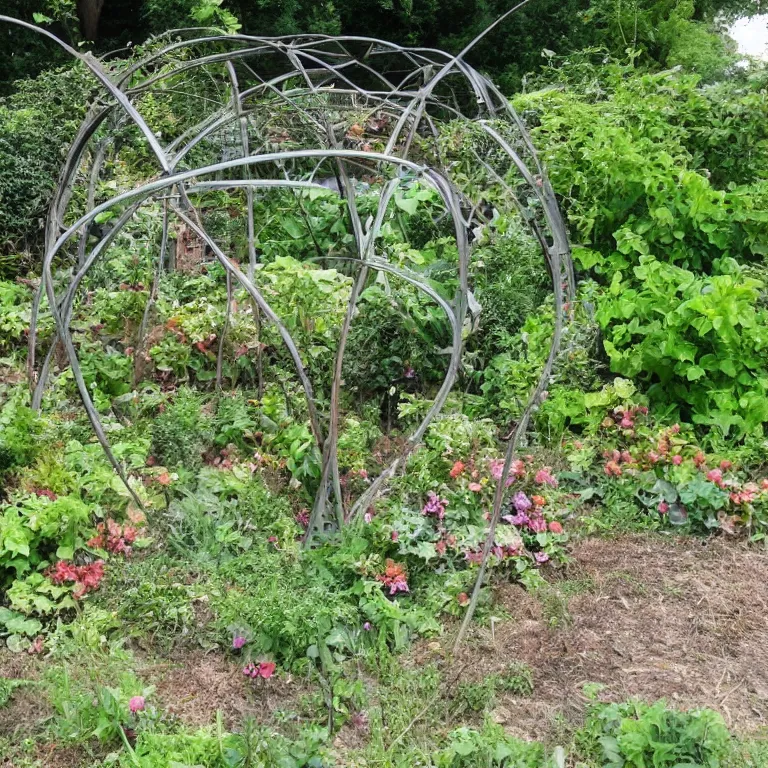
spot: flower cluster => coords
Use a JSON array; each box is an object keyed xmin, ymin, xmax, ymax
[
  {"xmin": 502, "ymin": 491, "xmax": 553, "ymax": 534},
  {"xmin": 376, "ymin": 559, "xmax": 409, "ymax": 595},
  {"xmin": 48, "ymin": 560, "xmax": 105, "ymax": 598},
  {"xmin": 243, "ymin": 661, "xmax": 276, "ymax": 679},
  {"xmin": 602, "ymin": 404, "xmax": 648, "ymax": 433},
  {"xmin": 422, "ymin": 491, "xmax": 448, "ymax": 520},
  {"xmin": 87, "ymin": 518, "xmax": 142, "ymax": 555}
]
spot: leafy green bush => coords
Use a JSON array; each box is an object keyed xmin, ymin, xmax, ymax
[
  {"xmin": 577, "ymin": 698, "xmax": 732, "ymax": 768},
  {"xmin": 122, "ymin": 723, "xmax": 329, "ymax": 767},
  {"xmin": 0, "ymin": 389, "xmax": 45, "ymax": 480},
  {"xmin": 433, "ymin": 722, "xmax": 545, "ymax": 767},
  {"xmin": 164, "ymin": 465, "xmax": 297, "ymax": 565},
  {"xmin": 0, "ymin": 64, "xmax": 90, "ymax": 255},
  {"xmin": 150, "ymin": 387, "xmax": 211, "ymax": 471},
  {"xmin": 213, "ymin": 546, "xmax": 359, "ymax": 668},
  {"xmin": 596, "ymin": 257, "xmax": 768, "ymax": 437},
  {"xmin": 0, "ymin": 493, "xmax": 92, "ymax": 584}
]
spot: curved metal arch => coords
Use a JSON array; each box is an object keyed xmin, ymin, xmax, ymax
[{"xmin": 5, "ymin": 9, "xmax": 573, "ymax": 647}]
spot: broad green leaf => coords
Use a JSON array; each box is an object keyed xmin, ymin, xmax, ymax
[{"xmin": 395, "ymin": 195, "xmax": 419, "ymax": 215}]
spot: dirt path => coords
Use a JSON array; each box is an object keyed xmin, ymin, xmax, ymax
[{"xmin": 451, "ymin": 534, "xmax": 768, "ymax": 739}]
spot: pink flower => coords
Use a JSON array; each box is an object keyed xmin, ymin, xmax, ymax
[
  {"xmin": 404, "ymin": 366, "xmax": 415, "ymax": 379},
  {"xmin": 534, "ymin": 467, "xmax": 558, "ymax": 487},
  {"xmin": 468, "ymin": 482, "xmax": 482, "ymax": 492},
  {"xmin": 658, "ymin": 501, "xmax": 669, "ymax": 514},
  {"xmin": 363, "ymin": 622, "xmax": 372, "ymax": 631},
  {"xmin": 671, "ymin": 423, "xmax": 681, "ymax": 434},
  {"xmin": 707, "ymin": 468, "xmax": 723, "ymax": 486},
  {"xmin": 548, "ymin": 521, "xmax": 563, "ymax": 534},
  {"xmin": 129, "ymin": 696, "xmax": 145, "ymax": 714},
  {"xmin": 243, "ymin": 661, "xmax": 277, "ymax": 679},
  {"xmin": 671, "ymin": 455, "xmax": 683, "ymax": 466},
  {"xmin": 720, "ymin": 460, "xmax": 732, "ymax": 471},
  {"xmin": 364, "ymin": 512, "xmax": 373, "ymax": 524},
  {"xmin": 232, "ymin": 634, "xmax": 247, "ymax": 650},
  {"xmin": 620, "ymin": 416, "xmax": 634, "ymax": 429},
  {"xmin": 489, "ymin": 459, "xmax": 515, "ymax": 486},
  {"xmin": 359, "ymin": 469, "xmax": 368, "ymax": 479},
  {"xmin": 534, "ymin": 552, "xmax": 549, "ymax": 564},
  {"xmin": 604, "ymin": 460, "xmax": 622, "ymax": 477},
  {"xmin": 528, "ymin": 517, "xmax": 547, "ymax": 533},
  {"xmin": 390, "ymin": 530, "xmax": 399, "ymax": 542},
  {"xmin": 648, "ymin": 450, "xmax": 661, "ymax": 464}
]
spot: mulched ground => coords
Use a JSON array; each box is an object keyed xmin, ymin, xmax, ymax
[{"xmin": 439, "ymin": 533, "xmax": 768, "ymax": 740}]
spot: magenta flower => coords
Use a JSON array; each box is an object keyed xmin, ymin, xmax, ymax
[
  {"xmin": 232, "ymin": 634, "xmax": 247, "ymax": 650},
  {"xmin": 513, "ymin": 492, "xmax": 532, "ymax": 513},
  {"xmin": 404, "ymin": 366, "xmax": 415, "ymax": 379},
  {"xmin": 422, "ymin": 491, "xmax": 448, "ymax": 520},
  {"xmin": 503, "ymin": 512, "xmax": 529, "ymax": 526},
  {"xmin": 129, "ymin": 696, "xmax": 145, "ymax": 714},
  {"xmin": 363, "ymin": 622, "xmax": 372, "ymax": 631}
]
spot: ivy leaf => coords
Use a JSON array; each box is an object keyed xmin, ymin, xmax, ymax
[{"xmin": 395, "ymin": 195, "xmax": 419, "ymax": 215}]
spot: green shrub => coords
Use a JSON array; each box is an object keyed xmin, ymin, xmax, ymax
[
  {"xmin": 577, "ymin": 698, "xmax": 732, "ymax": 768},
  {"xmin": 150, "ymin": 387, "xmax": 211, "ymax": 470},
  {"xmin": 433, "ymin": 722, "xmax": 545, "ymax": 767},
  {"xmin": 597, "ymin": 257, "xmax": 768, "ymax": 438},
  {"xmin": 212, "ymin": 546, "xmax": 359, "ymax": 668},
  {"xmin": 0, "ymin": 390, "xmax": 45, "ymax": 480}
]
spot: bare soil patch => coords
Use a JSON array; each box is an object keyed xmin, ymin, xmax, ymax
[
  {"xmin": 149, "ymin": 650, "xmax": 315, "ymax": 730},
  {"xmin": 450, "ymin": 534, "xmax": 768, "ymax": 740}
]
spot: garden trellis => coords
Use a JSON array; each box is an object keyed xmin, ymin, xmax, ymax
[{"xmin": 2, "ymin": 6, "xmax": 574, "ymax": 646}]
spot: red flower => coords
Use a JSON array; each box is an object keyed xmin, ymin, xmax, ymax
[
  {"xmin": 449, "ymin": 461, "xmax": 465, "ymax": 479},
  {"xmin": 257, "ymin": 661, "xmax": 276, "ymax": 679},
  {"xmin": 548, "ymin": 521, "xmax": 563, "ymax": 534},
  {"xmin": 376, "ymin": 559, "xmax": 409, "ymax": 595}
]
